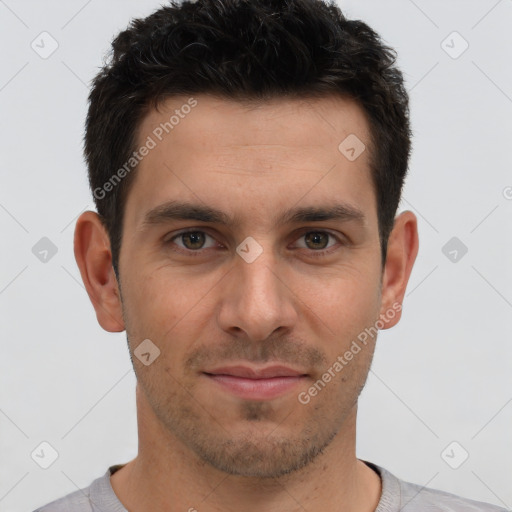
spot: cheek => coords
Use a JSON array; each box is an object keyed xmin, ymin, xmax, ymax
[
  {"xmin": 297, "ymin": 268, "xmax": 381, "ymax": 335},
  {"xmin": 120, "ymin": 271, "xmax": 176, "ymax": 344},
  {"xmin": 121, "ymin": 270, "xmax": 216, "ymax": 358}
]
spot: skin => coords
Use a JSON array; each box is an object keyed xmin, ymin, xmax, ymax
[{"xmin": 74, "ymin": 94, "xmax": 418, "ymax": 511}]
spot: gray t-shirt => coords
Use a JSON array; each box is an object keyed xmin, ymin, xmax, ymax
[{"xmin": 33, "ymin": 460, "xmax": 508, "ymax": 511}]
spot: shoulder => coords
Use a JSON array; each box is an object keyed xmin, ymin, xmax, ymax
[
  {"xmin": 392, "ymin": 470, "xmax": 507, "ymax": 512},
  {"xmin": 364, "ymin": 460, "xmax": 509, "ymax": 512},
  {"xmin": 31, "ymin": 467, "xmax": 118, "ymax": 512},
  {"xmin": 398, "ymin": 472, "xmax": 508, "ymax": 511},
  {"xmin": 32, "ymin": 487, "xmax": 93, "ymax": 512}
]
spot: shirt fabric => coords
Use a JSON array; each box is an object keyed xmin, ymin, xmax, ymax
[{"xmin": 33, "ymin": 459, "xmax": 508, "ymax": 512}]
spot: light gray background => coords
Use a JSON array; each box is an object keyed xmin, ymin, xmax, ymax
[{"xmin": 1, "ymin": 0, "xmax": 511, "ymax": 510}]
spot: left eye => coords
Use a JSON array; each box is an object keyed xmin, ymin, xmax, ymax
[{"xmin": 294, "ymin": 231, "xmax": 338, "ymax": 251}]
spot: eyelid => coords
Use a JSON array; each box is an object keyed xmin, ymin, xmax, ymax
[{"xmin": 292, "ymin": 227, "xmax": 346, "ymax": 242}]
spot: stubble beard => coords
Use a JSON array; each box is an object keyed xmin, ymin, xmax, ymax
[{"xmin": 136, "ymin": 360, "xmax": 371, "ymax": 479}]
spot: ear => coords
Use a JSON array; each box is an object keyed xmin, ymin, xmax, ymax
[
  {"xmin": 378, "ymin": 210, "xmax": 419, "ymax": 329},
  {"xmin": 74, "ymin": 211, "xmax": 125, "ymax": 332}
]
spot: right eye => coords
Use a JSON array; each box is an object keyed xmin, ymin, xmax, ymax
[{"xmin": 165, "ymin": 230, "xmax": 220, "ymax": 255}]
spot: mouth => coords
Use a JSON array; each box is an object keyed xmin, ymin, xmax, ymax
[{"xmin": 202, "ymin": 365, "xmax": 309, "ymax": 401}]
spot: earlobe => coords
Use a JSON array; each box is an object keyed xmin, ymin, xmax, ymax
[
  {"xmin": 378, "ymin": 210, "xmax": 419, "ymax": 329},
  {"xmin": 74, "ymin": 211, "xmax": 125, "ymax": 332}
]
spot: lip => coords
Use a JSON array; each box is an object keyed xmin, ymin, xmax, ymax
[
  {"xmin": 203, "ymin": 365, "xmax": 309, "ymax": 401},
  {"xmin": 205, "ymin": 365, "xmax": 306, "ymax": 379}
]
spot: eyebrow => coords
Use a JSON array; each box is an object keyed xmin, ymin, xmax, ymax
[{"xmin": 140, "ymin": 199, "xmax": 366, "ymax": 230}]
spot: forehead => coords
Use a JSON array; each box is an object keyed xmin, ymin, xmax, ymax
[
  {"xmin": 139, "ymin": 93, "xmax": 371, "ymax": 156},
  {"xmin": 125, "ymin": 93, "xmax": 375, "ymax": 230}
]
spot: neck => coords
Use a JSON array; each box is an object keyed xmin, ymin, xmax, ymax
[{"xmin": 111, "ymin": 387, "xmax": 382, "ymax": 512}]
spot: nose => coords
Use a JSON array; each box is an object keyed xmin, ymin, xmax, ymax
[{"xmin": 216, "ymin": 246, "xmax": 298, "ymax": 342}]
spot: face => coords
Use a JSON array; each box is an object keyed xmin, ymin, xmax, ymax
[{"xmin": 117, "ymin": 94, "xmax": 388, "ymax": 478}]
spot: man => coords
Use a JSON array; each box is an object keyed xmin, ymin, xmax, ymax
[{"xmin": 34, "ymin": 0, "xmax": 507, "ymax": 510}]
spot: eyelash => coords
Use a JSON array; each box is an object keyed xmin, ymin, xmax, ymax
[{"xmin": 165, "ymin": 229, "xmax": 346, "ymax": 258}]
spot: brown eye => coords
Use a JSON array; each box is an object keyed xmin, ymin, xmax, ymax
[
  {"xmin": 167, "ymin": 230, "xmax": 218, "ymax": 254},
  {"xmin": 180, "ymin": 231, "xmax": 206, "ymax": 250},
  {"xmin": 293, "ymin": 230, "xmax": 344, "ymax": 258},
  {"xmin": 303, "ymin": 232, "xmax": 330, "ymax": 250}
]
